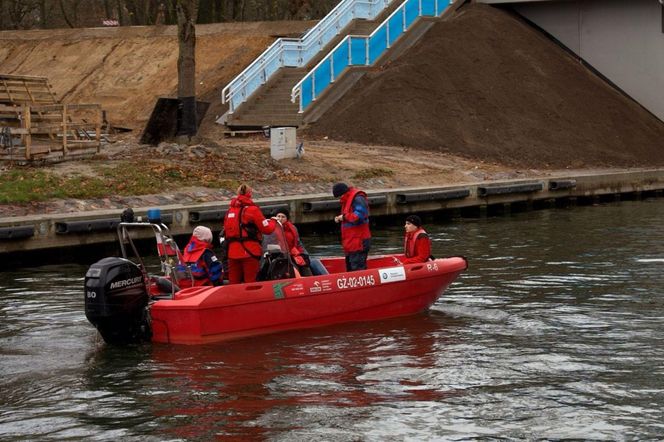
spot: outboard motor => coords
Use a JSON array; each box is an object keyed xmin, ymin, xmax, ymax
[{"xmin": 84, "ymin": 257, "xmax": 151, "ymax": 345}]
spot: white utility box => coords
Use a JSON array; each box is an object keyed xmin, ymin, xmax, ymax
[{"xmin": 270, "ymin": 127, "xmax": 297, "ymax": 160}]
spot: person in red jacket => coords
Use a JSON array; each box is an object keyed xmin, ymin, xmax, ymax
[
  {"xmin": 223, "ymin": 184, "xmax": 277, "ymax": 284},
  {"xmin": 274, "ymin": 208, "xmax": 312, "ymax": 276},
  {"xmin": 179, "ymin": 225, "xmax": 223, "ymax": 287},
  {"xmin": 332, "ymin": 182, "xmax": 371, "ymax": 271},
  {"xmin": 402, "ymin": 215, "xmax": 433, "ymax": 264}
]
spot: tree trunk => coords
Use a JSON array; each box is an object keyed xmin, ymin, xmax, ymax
[
  {"xmin": 102, "ymin": 0, "xmax": 112, "ymax": 19},
  {"xmin": 39, "ymin": 0, "xmax": 47, "ymax": 28},
  {"xmin": 176, "ymin": 0, "xmax": 198, "ymax": 138},
  {"xmin": 214, "ymin": 0, "xmax": 223, "ymax": 22},
  {"xmin": 115, "ymin": 0, "xmax": 124, "ymax": 25},
  {"xmin": 59, "ymin": 0, "xmax": 75, "ymax": 28}
]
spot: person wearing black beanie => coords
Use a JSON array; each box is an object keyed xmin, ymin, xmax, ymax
[
  {"xmin": 405, "ymin": 215, "xmax": 422, "ymax": 228},
  {"xmin": 402, "ymin": 214, "xmax": 432, "ymax": 264},
  {"xmin": 332, "ymin": 182, "xmax": 371, "ymax": 270},
  {"xmin": 332, "ymin": 182, "xmax": 349, "ymax": 198}
]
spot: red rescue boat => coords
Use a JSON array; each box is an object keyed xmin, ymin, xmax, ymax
[
  {"xmin": 84, "ymin": 220, "xmax": 467, "ymax": 345},
  {"xmin": 150, "ymin": 254, "xmax": 467, "ymax": 344}
]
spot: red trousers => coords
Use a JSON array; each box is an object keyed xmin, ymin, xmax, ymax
[{"xmin": 228, "ymin": 257, "xmax": 260, "ymax": 284}]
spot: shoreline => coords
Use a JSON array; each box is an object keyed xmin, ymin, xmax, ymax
[
  {"xmin": 0, "ymin": 165, "xmax": 656, "ymax": 221},
  {"xmin": 3, "ymin": 169, "xmax": 664, "ymax": 264}
]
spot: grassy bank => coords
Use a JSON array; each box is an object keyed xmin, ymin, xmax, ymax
[{"xmin": 0, "ymin": 162, "xmax": 239, "ymax": 204}]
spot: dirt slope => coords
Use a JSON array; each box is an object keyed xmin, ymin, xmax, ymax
[
  {"xmin": 307, "ymin": 4, "xmax": 664, "ymax": 169},
  {"xmin": 0, "ymin": 21, "xmax": 314, "ymax": 130}
]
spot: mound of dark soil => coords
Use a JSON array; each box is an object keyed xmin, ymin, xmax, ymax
[{"xmin": 307, "ymin": 4, "xmax": 664, "ymax": 169}]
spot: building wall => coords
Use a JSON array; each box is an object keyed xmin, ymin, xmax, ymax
[{"xmin": 480, "ymin": 0, "xmax": 664, "ymax": 122}]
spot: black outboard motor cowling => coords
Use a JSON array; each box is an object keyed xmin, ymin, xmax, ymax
[{"xmin": 84, "ymin": 257, "xmax": 150, "ymax": 344}]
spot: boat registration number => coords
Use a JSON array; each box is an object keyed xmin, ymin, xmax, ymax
[{"xmin": 336, "ymin": 274, "xmax": 376, "ymax": 290}]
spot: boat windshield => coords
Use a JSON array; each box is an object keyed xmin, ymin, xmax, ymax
[
  {"xmin": 261, "ymin": 221, "xmax": 290, "ymax": 255},
  {"xmin": 258, "ymin": 221, "xmax": 295, "ymax": 280}
]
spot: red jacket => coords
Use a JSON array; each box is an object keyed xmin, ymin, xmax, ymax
[
  {"xmin": 223, "ymin": 194, "xmax": 276, "ymax": 259},
  {"xmin": 282, "ymin": 221, "xmax": 305, "ymax": 255},
  {"xmin": 339, "ymin": 188, "xmax": 371, "ymax": 253},
  {"xmin": 403, "ymin": 228, "xmax": 431, "ymax": 264}
]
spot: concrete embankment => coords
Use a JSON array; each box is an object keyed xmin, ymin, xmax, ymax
[{"xmin": 2, "ymin": 169, "xmax": 664, "ymax": 266}]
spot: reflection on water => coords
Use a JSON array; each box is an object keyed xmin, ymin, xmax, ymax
[{"xmin": 2, "ymin": 200, "xmax": 664, "ymax": 440}]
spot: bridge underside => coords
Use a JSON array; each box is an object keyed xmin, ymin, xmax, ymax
[{"xmin": 478, "ymin": 0, "xmax": 664, "ymax": 122}]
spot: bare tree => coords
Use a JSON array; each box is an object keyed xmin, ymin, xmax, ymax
[
  {"xmin": 176, "ymin": 0, "xmax": 199, "ymax": 138},
  {"xmin": 58, "ymin": 0, "xmax": 81, "ymax": 28},
  {"xmin": 0, "ymin": 0, "xmax": 338, "ymax": 30},
  {"xmin": 5, "ymin": 0, "xmax": 40, "ymax": 29}
]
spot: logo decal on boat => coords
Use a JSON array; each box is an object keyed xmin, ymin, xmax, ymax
[
  {"xmin": 312, "ymin": 279, "xmax": 333, "ymax": 293},
  {"xmin": 378, "ymin": 266, "xmax": 406, "ymax": 284},
  {"xmin": 109, "ymin": 276, "xmax": 143, "ymax": 290},
  {"xmin": 272, "ymin": 281, "xmax": 292, "ymax": 299}
]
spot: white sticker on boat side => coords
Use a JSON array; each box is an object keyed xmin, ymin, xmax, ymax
[{"xmin": 379, "ymin": 266, "xmax": 406, "ymax": 284}]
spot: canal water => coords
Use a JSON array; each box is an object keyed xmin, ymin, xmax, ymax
[{"xmin": 1, "ymin": 199, "xmax": 663, "ymax": 440}]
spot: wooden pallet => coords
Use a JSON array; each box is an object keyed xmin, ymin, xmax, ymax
[
  {"xmin": 0, "ymin": 74, "xmax": 103, "ymax": 162},
  {"xmin": 0, "ymin": 103, "xmax": 102, "ymax": 162},
  {"xmin": 0, "ymin": 74, "xmax": 58, "ymax": 106}
]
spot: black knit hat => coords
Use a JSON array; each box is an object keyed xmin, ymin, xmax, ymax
[
  {"xmin": 277, "ymin": 207, "xmax": 290, "ymax": 219},
  {"xmin": 405, "ymin": 215, "xmax": 422, "ymax": 227},
  {"xmin": 332, "ymin": 182, "xmax": 349, "ymax": 198}
]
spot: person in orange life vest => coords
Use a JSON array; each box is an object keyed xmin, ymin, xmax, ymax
[
  {"xmin": 223, "ymin": 184, "xmax": 277, "ymax": 284},
  {"xmin": 274, "ymin": 209, "xmax": 313, "ymax": 277},
  {"xmin": 332, "ymin": 182, "xmax": 371, "ymax": 271},
  {"xmin": 402, "ymin": 215, "xmax": 433, "ymax": 264},
  {"xmin": 181, "ymin": 226, "xmax": 223, "ymax": 286}
]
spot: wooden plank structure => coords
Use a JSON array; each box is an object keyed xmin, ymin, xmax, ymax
[{"xmin": 0, "ymin": 74, "xmax": 102, "ymax": 163}]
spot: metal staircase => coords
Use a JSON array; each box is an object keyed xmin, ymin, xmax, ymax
[
  {"xmin": 222, "ymin": 0, "xmax": 460, "ymax": 130},
  {"xmin": 225, "ymin": 18, "xmax": 390, "ymax": 128}
]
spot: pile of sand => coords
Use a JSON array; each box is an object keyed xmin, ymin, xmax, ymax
[{"xmin": 307, "ymin": 4, "xmax": 664, "ymax": 169}]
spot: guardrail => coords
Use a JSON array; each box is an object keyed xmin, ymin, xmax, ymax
[
  {"xmin": 292, "ymin": 0, "xmax": 451, "ymax": 112},
  {"xmin": 221, "ymin": 0, "xmax": 393, "ymax": 114}
]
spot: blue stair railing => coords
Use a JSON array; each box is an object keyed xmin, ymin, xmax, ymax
[
  {"xmin": 292, "ymin": 0, "xmax": 452, "ymax": 113},
  {"xmin": 221, "ymin": 0, "xmax": 394, "ymax": 115}
]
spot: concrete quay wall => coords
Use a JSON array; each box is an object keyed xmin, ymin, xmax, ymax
[{"xmin": 2, "ymin": 169, "xmax": 664, "ymax": 257}]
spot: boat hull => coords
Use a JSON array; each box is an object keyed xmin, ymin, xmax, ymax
[{"xmin": 150, "ymin": 256, "xmax": 467, "ymax": 344}]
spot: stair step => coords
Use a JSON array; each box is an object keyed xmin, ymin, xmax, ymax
[
  {"xmin": 264, "ymin": 85, "xmax": 298, "ymax": 90},
  {"xmin": 230, "ymin": 0, "xmax": 413, "ymax": 126},
  {"xmin": 237, "ymin": 114, "xmax": 300, "ymax": 121},
  {"xmin": 279, "ymin": 71, "xmax": 307, "ymax": 78},
  {"xmin": 229, "ymin": 120, "xmax": 302, "ymax": 128},
  {"xmin": 246, "ymin": 105, "xmax": 299, "ymax": 111},
  {"xmin": 252, "ymin": 98, "xmax": 294, "ymax": 104},
  {"xmin": 257, "ymin": 89, "xmax": 296, "ymax": 94}
]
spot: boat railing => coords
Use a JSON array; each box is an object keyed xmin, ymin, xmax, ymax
[
  {"xmin": 117, "ymin": 221, "xmax": 189, "ymax": 297},
  {"xmin": 291, "ymin": 0, "xmax": 451, "ymax": 113},
  {"xmin": 221, "ymin": 0, "xmax": 393, "ymax": 114}
]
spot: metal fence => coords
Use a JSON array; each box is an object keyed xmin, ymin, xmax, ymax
[
  {"xmin": 221, "ymin": 0, "xmax": 394, "ymax": 114},
  {"xmin": 292, "ymin": 0, "xmax": 451, "ymax": 112}
]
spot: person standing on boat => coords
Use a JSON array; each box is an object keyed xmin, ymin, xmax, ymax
[
  {"xmin": 223, "ymin": 184, "xmax": 277, "ymax": 284},
  {"xmin": 402, "ymin": 215, "xmax": 433, "ymax": 264},
  {"xmin": 181, "ymin": 226, "xmax": 223, "ymax": 286},
  {"xmin": 333, "ymin": 182, "xmax": 371, "ymax": 271},
  {"xmin": 274, "ymin": 208, "xmax": 313, "ymax": 276}
]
